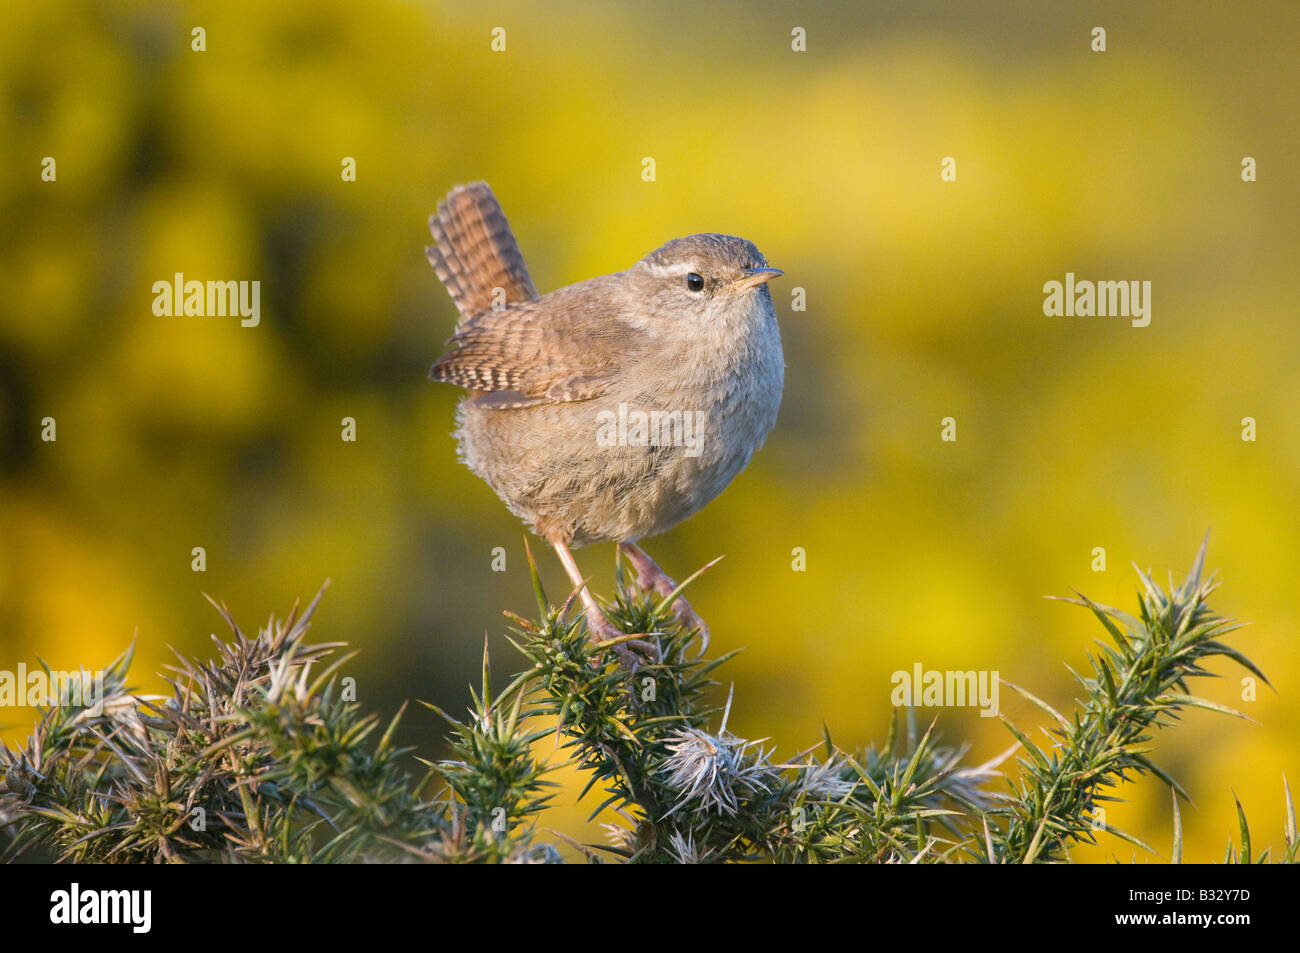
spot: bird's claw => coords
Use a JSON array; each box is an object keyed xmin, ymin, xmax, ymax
[
  {"xmin": 585, "ymin": 610, "xmax": 662, "ymax": 666},
  {"xmin": 667, "ymin": 600, "xmax": 710, "ymax": 657},
  {"xmin": 620, "ymin": 544, "xmax": 710, "ymax": 657}
]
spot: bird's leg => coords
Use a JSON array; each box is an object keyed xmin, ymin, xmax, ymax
[
  {"xmin": 550, "ymin": 539, "xmax": 659, "ymax": 664},
  {"xmin": 618, "ymin": 542, "xmax": 710, "ymax": 655},
  {"xmin": 551, "ymin": 538, "xmax": 620, "ymax": 642}
]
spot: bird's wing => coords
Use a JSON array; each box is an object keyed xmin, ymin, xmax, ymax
[{"xmin": 429, "ymin": 279, "xmax": 644, "ymax": 409}]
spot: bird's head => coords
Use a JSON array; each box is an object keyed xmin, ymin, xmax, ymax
[{"xmin": 627, "ymin": 233, "xmax": 782, "ymax": 332}]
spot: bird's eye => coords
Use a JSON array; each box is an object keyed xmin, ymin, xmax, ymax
[{"xmin": 686, "ymin": 272, "xmax": 705, "ymax": 292}]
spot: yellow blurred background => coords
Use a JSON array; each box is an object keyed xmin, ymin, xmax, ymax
[{"xmin": 1, "ymin": 0, "xmax": 1296, "ymax": 862}]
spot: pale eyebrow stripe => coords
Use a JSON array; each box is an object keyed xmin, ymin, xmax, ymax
[{"xmin": 647, "ymin": 261, "xmax": 699, "ymax": 277}]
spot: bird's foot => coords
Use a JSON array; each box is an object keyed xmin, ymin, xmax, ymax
[
  {"xmin": 619, "ymin": 543, "xmax": 712, "ymax": 656},
  {"xmin": 549, "ymin": 537, "xmax": 661, "ymax": 668},
  {"xmin": 664, "ymin": 597, "xmax": 709, "ymax": 656},
  {"xmin": 579, "ymin": 600, "xmax": 662, "ymax": 666}
]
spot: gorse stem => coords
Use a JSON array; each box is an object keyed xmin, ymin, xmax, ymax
[{"xmin": 985, "ymin": 537, "xmax": 1267, "ymax": 863}]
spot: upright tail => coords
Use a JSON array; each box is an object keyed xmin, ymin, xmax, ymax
[{"xmin": 427, "ymin": 182, "xmax": 538, "ymax": 323}]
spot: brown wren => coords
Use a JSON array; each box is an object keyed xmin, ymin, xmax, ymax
[{"xmin": 426, "ymin": 182, "xmax": 784, "ymax": 654}]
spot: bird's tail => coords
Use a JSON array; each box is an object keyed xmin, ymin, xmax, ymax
[{"xmin": 427, "ymin": 182, "xmax": 538, "ymax": 323}]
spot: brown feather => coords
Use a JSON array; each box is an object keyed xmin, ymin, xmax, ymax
[
  {"xmin": 429, "ymin": 278, "xmax": 645, "ymax": 407},
  {"xmin": 426, "ymin": 182, "xmax": 655, "ymax": 410},
  {"xmin": 426, "ymin": 182, "xmax": 538, "ymax": 321}
]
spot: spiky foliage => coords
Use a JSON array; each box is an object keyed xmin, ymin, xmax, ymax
[
  {"xmin": 419, "ymin": 640, "xmax": 559, "ymax": 863},
  {"xmin": 1, "ymin": 540, "xmax": 1291, "ymax": 864},
  {"xmin": 498, "ymin": 544, "xmax": 1003, "ymax": 863},
  {"xmin": 1209, "ymin": 779, "xmax": 1298, "ymax": 865},
  {"xmin": 0, "ymin": 589, "xmax": 550, "ymax": 864},
  {"xmin": 979, "ymin": 537, "xmax": 1277, "ymax": 863}
]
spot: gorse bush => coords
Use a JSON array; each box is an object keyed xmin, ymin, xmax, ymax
[{"xmin": 1, "ymin": 540, "xmax": 1293, "ymax": 864}]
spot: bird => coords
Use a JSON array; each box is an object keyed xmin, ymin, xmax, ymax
[{"xmin": 425, "ymin": 181, "xmax": 784, "ymax": 656}]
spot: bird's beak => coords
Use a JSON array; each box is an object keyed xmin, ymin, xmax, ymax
[{"xmin": 733, "ymin": 267, "xmax": 783, "ymax": 291}]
